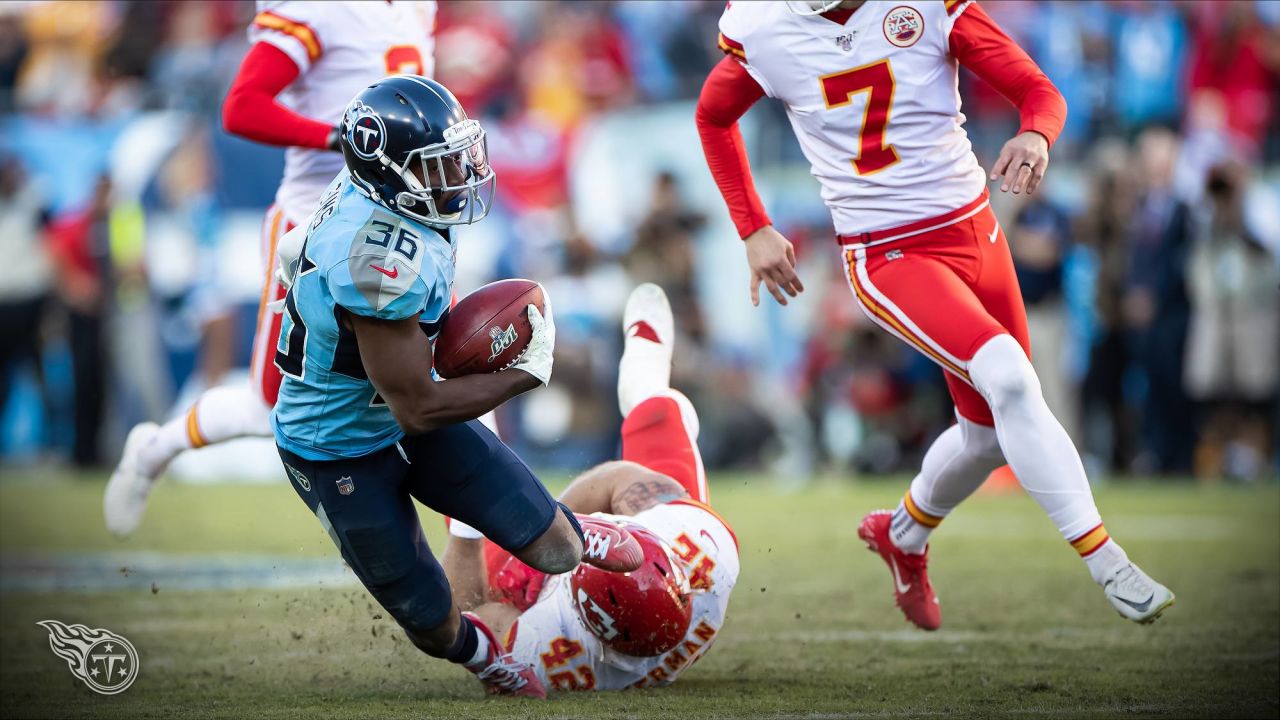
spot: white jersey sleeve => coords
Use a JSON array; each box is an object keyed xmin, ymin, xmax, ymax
[
  {"xmin": 248, "ymin": 2, "xmax": 331, "ymax": 74},
  {"xmin": 717, "ymin": 1, "xmax": 777, "ymax": 98},
  {"xmin": 507, "ymin": 501, "xmax": 740, "ymax": 691}
]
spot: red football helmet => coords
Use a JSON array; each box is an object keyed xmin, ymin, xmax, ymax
[{"xmin": 569, "ymin": 526, "xmax": 693, "ymax": 657}]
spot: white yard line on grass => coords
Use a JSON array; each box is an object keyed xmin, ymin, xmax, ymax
[{"xmin": 0, "ymin": 551, "xmax": 357, "ymax": 594}]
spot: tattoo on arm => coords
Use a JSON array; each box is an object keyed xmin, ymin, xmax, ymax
[{"xmin": 613, "ymin": 477, "xmax": 689, "ymax": 516}]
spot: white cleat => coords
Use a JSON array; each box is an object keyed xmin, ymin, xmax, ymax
[
  {"xmin": 103, "ymin": 422, "xmax": 161, "ymax": 539},
  {"xmin": 1103, "ymin": 562, "xmax": 1175, "ymax": 624},
  {"xmin": 618, "ymin": 283, "xmax": 674, "ymax": 417}
]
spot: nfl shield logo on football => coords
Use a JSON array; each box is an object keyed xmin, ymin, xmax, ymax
[
  {"xmin": 883, "ymin": 6, "xmax": 923, "ymax": 48},
  {"xmin": 337, "ymin": 476, "xmax": 355, "ymax": 495}
]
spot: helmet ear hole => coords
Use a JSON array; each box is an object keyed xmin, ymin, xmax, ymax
[{"xmin": 606, "ymin": 588, "xmax": 618, "ymax": 606}]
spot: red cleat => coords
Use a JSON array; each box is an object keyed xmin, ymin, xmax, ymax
[
  {"xmin": 576, "ymin": 515, "xmax": 644, "ymax": 572},
  {"xmin": 857, "ymin": 510, "xmax": 941, "ymax": 631},
  {"xmin": 464, "ymin": 612, "xmax": 546, "ymax": 698}
]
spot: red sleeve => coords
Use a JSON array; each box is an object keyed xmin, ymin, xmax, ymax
[
  {"xmin": 948, "ymin": 3, "xmax": 1066, "ymax": 148},
  {"xmin": 222, "ymin": 42, "xmax": 333, "ymax": 150},
  {"xmin": 695, "ymin": 56, "xmax": 771, "ymax": 240}
]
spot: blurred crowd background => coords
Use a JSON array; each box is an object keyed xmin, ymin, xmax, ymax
[{"xmin": 0, "ymin": 0, "xmax": 1277, "ymax": 484}]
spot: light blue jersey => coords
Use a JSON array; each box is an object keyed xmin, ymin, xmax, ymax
[{"xmin": 271, "ymin": 172, "xmax": 455, "ymax": 460}]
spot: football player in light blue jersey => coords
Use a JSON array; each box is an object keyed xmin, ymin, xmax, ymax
[{"xmin": 270, "ymin": 76, "xmax": 641, "ymax": 698}]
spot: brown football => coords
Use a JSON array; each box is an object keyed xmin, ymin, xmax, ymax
[{"xmin": 432, "ymin": 279, "xmax": 545, "ymax": 379}]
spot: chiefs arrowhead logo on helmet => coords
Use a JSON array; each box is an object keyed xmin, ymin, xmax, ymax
[
  {"xmin": 575, "ymin": 587, "xmax": 621, "ymax": 641},
  {"xmin": 569, "ymin": 526, "xmax": 694, "ymax": 657}
]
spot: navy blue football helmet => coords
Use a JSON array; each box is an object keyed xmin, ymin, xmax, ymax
[{"xmin": 339, "ymin": 75, "xmax": 495, "ymax": 226}]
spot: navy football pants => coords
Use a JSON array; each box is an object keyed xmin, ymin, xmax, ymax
[{"xmin": 277, "ymin": 420, "xmax": 558, "ymax": 635}]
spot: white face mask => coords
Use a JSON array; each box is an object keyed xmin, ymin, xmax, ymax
[
  {"xmin": 391, "ymin": 120, "xmax": 496, "ymax": 227},
  {"xmin": 787, "ymin": 0, "xmax": 847, "ymax": 16}
]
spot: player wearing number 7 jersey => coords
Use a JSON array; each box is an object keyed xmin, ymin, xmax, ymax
[
  {"xmin": 696, "ymin": 0, "xmax": 1173, "ymax": 629},
  {"xmin": 106, "ymin": 1, "xmax": 438, "ymax": 538}
]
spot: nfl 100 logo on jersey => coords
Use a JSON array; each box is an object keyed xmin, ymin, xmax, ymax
[{"xmin": 883, "ymin": 6, "xmax": 924, "ymax": 48}]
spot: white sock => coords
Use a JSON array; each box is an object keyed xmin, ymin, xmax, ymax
[
  {"xmin": 969, "ymin": 335, "xmax": 1106, "ymax": 543},
  {"xmin": 617, "ymin": 327, "xmax": 671, "ymax": 418},
  {"xmin": 890, "ymin": 418, "xmax": 1005, "ymax": 554},
  {"xmin": 1082, "ymin": 539, "xmax": 1130, "ymax": 585},
  {"xmin": 462, "ymin": 623, "xmax": 492, "ymax": 669},
  {"xmin": 448, "ymin": 519, "xmax": 484, "ymax": 540},
  {"xmin": 139, "ymin": 384, "xmax": 272, "ymax": 478}
]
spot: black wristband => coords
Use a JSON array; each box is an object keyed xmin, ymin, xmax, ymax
[{"xmin": 325, "ymin": 126, "xmax": 342, "ymax": 152}]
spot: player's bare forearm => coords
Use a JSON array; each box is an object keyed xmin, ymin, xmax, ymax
[
  {"xmin": 469, "ymin": 602, "xmax": 521, "ymax": 644},
  {"xmin": 612, "ymin": 475, "xmax": 688, "ymax": 515},
  {"xmin": 558, "ymin": 461, "xmax": 688, "ymax": 517},
  {"xmin": 348, "ymin": 312, "xmax": 539, "ymax": 435},
  {"xmin": 406, "ymin": 370, "xmax": 538, "ymax": 433},
  {"xmin": 440, "ymin": 536, "xmax": 488, "ymax": 611}
]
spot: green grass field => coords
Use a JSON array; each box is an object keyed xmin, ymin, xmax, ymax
[{"xmin": 1, "ymin": 473, "xmax": 1277, "ymax": 719}]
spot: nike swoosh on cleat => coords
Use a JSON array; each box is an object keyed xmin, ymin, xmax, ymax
[
  {"xmin": 370, "ymin": 264, "xmax": 399, "ymax": 279},
  {"xmin": 1116, "ymin": 593, "xmax": 1154, "ymax": 613},
  {"xmin": 890, "ymin": 557, "xmax": 911, "ymax": 594},
  {"xmin": 988, "ymin": 226, "xmax": 999, "ymax": 244}
]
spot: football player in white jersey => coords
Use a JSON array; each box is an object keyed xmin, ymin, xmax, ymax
[
  {"xmin": 441, "ymin": 284, "xmax": 740, "ymax": 692},
  {"xmin": 106, "ymin": 1, "xmax": 437, "ymax": 537},
  {"xmin": 696, "ymin": 0, "xmax": 1173, "ymax": 629}
]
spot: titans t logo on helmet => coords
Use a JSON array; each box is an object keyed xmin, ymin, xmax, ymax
[{"xmin": 344, "ymin": 101, "xmax": 387, "ymax": 161}]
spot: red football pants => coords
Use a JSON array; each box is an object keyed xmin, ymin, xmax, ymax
[
  {"xmin": 482, "ymin": 393, "xmax": 708, "ymax": 592},
  {"xmin": 840, "ymin": 193, "xmax": 1030, "ymax": 426},
  {"xmin": 249, "ymin": 204, "xmax": 295, "ymax": 408},
  {"xmin": 620, "ymin": 393, "xmax": 707, "ymax": 503}
]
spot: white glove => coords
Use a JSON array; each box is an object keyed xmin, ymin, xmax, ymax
[
  {"xmin": 274, "ymin": 225, "xmax": 308, "ymax": 290},
  {"xmin": 512, "ymin": 291, "xmax": 555, "ymax": 386}
]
